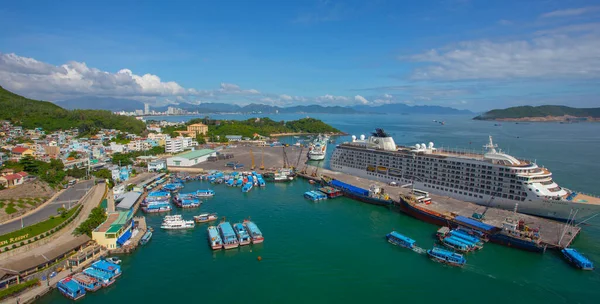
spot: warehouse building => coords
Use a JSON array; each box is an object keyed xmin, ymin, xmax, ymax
[{"xmin": 166, "ymin": 149, "xmax": 216, "ymax": 167}]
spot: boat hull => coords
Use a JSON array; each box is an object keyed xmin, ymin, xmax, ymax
[
  {"xmin": 223, "ymin": 243, "xmax": 239, "ymax": 250},
  {"xmin": 251, "ymin": 238, "xmax": 264, "ymax": 244},
  {"xmin": 339, "ymin": 190, "xmax": 392, "ymax": 207},
  {"xmin": 398, "ymin": 198, "xmax": 450, "ymax": 227}
]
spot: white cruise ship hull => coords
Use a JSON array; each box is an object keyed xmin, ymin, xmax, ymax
[
  {"xmin": 330, "ymin": 164, "xmax": 596, "ymax": 222},
  {"xmin": 308, "ymin": 153, "xmax": 325, "ymax": 161}
]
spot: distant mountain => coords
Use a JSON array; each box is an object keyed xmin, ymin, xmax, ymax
[
  {"xmin": 352, "ymin": 104, "xmax": 472, "ymax": 114},
  {"xmin": 281, "ymin": 105, "xmax": 358, "ymax": 114},
  {"xmin": 56, "ymin": 96, "xmax": 145, "ymax": 112},
  {"xmin": 474, "ymin": 105, "xmax": 600, "ymax": 121}
]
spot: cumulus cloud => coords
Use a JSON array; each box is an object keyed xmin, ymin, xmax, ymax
[
  {"xmin": 315, "ymin": 94, "xmax": 349, "ymax": 102},
  {"xmin": 541, "ymin": 6, "xmax": 600, "ymax": 18},
  {"xmin": 354, "ymin": 95, "xmax": 369, "ymax": 104},
  {"xmin": 407, "ymin": 33, "xmax": 600, "ymax": 80}
]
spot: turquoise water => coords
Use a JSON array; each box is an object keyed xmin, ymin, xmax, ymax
[{"xmin": 42, "ymin": 114, "xmax": 600, "ymax": 304}]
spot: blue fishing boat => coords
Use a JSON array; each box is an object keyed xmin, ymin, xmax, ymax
[
  {"xmin": 195, "ymin": 189, "xmax": 215, "ymax": 198},
  {"xmin": 208, "ymin": 226, "xmax": 223, "ymax": 250},
  {"xmin": 330, "ymin": 180, "xmax": 391, "ymax": 206},
  {"xmin": 142, "ymin": 201, "xmax": 172, "ymax": 213},
  {"xmin": 440, "ymin": 236, "xmax": 471, "ymax": 253},
  {"xmin": 144, "ymin": 191, "xmax": 171, "ymax": 204},
  {"xmin": 175, "ymin": 198, "xmax": 201, "ymax": 208},
  {"xmin": 140, "ymin": 229, "xmax": 152, "ymax": 245},
  {"xmin": 448, "ymin": 230, "xmax": 484, "ymax": 247},
  {"xmin": 83, "ymin": 268, "xmax": 114, "ymax": 287},
  {"xmin": 57, "ymin": 277, "xmax": 86, "ymax": 300},
  {"xmin": 427, "ymin": 247, "xmax": 466, "ymax": 267},
  {"xmin": 243, "ymin": 220, "xmax": 264, "ymax": 244},
  {"xmin": 235, "ymin": 179, "xmax": 243, "ymax": 187},
  {"xmin": 386, "ymin": 231, "xmax": 416, "ymax": 249},
  {"xmin": 242, "ymin": 182, "xmax": 253, "ymax": 193},
  {"xmin": 233, "ymin": 222, "xmax": 251, "ymax": 246},
  {"xmin": 562, "ymin": 248, "xmax": 594, "ymax": 270},
  {"xmin": 218, "ymin": 222, "xmax": 239, "ymax": 250},
  {"xmin": 163, "ymin": 183, "xmax": 184, "ymax": 192},
  {"xmin": 93, "ymin": 260, "xmax": 122, "ymax": 278},
  {"xmin": 304, "ymin": 191, "xmax": 327, "ymax": 201},
  {"xmin": 72, "ymin": 273, "xmax": 101, "ymax": 292}
]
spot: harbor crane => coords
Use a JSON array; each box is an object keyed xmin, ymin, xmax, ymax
[
  {"xmin": 282, "ymin": 146, "xmax": 290, "ymax": 169},
  {"xmin": 259, "ymin": 147, "xmax": 265, "ymax": 170},
  {"xmin": 250, "ymin": 148, "xmax": 255, "ymax": 170},
  {"xmin": 474, "ymin": 196, "xmax": 495, "ymax": 221},
  {"xmin": 294, "ymin": 146, "xmax": 304, "ymax": 170}
]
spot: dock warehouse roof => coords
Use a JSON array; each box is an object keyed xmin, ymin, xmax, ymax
[
  {"xmin": 116, "ymin": 192, "xmax": 141, "ymax": 210},
  {"xmin": 177, "ymin": 149, "xmax": 215, "ymax": 160}
]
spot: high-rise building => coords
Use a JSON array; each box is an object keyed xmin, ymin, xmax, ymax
[{"xmin": 144, "ymin": 103, "xmax": 150, "ymax": 114}]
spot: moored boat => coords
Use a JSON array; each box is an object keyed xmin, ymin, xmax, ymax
[
  {"xmin": 194, "ymin": 213, "xmax": 218, "ymax": 223},
  {"xmin": 57, "ymin": 277, "xmax": 86, "ymax": 300},
  {"xmin": 72, "ymin": 273, "xmax": 101, "ymax": 292},
  {"xmin": 140, "ymin": 229, "xmax": 153, "ymax": 245},
  {"xmin": 142, "ymin": 201, "xmax": 172, "ymax": 213},
  {"xmin": 427, "ymin": 247, "xmax": 466, "ymax": 267},
  {"xmin": 386, "ymin": 231, "xmax": 416, "ymax": 249},
  {"xmin": 218, "ymin": 222, "xmax": 239, "ymax": 249},
  {"xmin": 562, "ymin": 248, "xmax": 594, "ymax": 270},
  {"xmin": 174, "ymin": 198, "xmax": 201, "ymax": 208},
  {"xmin": 207, "ymin": 226, "xmax": 224, "ymax": 250},
  {"xmin": 195, "ymin": 189, "xmax": 215, "ymax": 198},
  {"xmin": 243, "ymin": 220, "xmax": 264, "ymax": 244},
  {"xmin": 92, "ymin": 260, "xmax": 121, "ymax": 279},
  {"xmin": 161, "ymin": 217, "xmax": 195, "ymax": 230},
  {"xmin": 233, "ymin": 222, "xmax": 252, "ymax": 246},
  {"xmin": 242, "ymin": 182, "xmax": 253, "ymax": 193},
  {"xmin": 304, "ymin": 190, "xmax": 327, "ymax": 201},
  {"xmin": 83, "ymin": 268, "xmax": 114, "ymax": 287}
]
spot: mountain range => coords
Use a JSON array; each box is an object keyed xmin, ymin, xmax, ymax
[{"xmin": 55, "ymin": 97, "xmax": 473, "ymax": 115}]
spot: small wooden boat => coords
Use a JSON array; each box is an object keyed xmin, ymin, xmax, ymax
[{"xmin": 194, "ymin": 213, "xmax": 218, "ymax": 223}]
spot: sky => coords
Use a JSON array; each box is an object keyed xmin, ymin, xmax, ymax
[{"xmin": 0, "ymin": 0, "xmax": 599, "ymax": 111}]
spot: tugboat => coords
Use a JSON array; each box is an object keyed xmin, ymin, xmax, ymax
[
  {"xmin": 562, "ymin": 248, "xmax": 594, "ymax": 270},
  {"xmin": 427, "ymin": 247, "xmax": 466, "ymax": 267},
  {"xmin": 57, "ymin": 277, "xmax": 86, "ymax": 300}
]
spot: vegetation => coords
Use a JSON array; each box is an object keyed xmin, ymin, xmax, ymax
[
  {"xmin": 0, "ymin": 278, "xmax": 40, "ymax": 300},
  {"xmin": 17, "ymin": 156, "xmax": 66, "ymax": 186},
  {"xmin": 74, "ymin": 206, "xmax": 107, "ymax": 237},
  {"xmin": 0, "ymin": 86, "xmax": 146, "ymax": 135},
  {"xmin": 0, "ymin": 205, "xmax": 79, "ymax": 246},
  {"xmin": 110, "ymin": 146, "xmax": 164, "ymax": 166},
  {"xmin": 474, "ymin": 105, "xmax": 600, "ymax": 120},
  {"xmin": 162, "ymin": 117, "xmax": 341, "ymax": 140}
]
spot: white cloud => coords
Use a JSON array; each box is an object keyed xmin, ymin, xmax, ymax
[
  {"xmin": 354, "ymin": 95, "xmax": 369, "ymax": 104},
  {"xmin": 279, "ymin": 94, "xmax": 293, "ymax": 101},
  {"xmin": 541, "ymin": 6, "xmax": 600, "ymax": 18},
  {"xmin": 315, "ymin": 94, "xmax": 349, "ymax": 102},
  {"xmin": 407, "ymin": 33, "xmax": 600, "ymax": 80}
]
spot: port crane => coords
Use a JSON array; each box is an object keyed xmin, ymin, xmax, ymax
[
  {"xmin": 474, "ymin": 196, "xmax": 495, "ymax": 221},
  {"xmin": 259, "ymin": 147, "xmax": 265, "ymax": 170},
  {"xmin": 294, "ymin": 146, "xmax": 304, "ymax": 170},
  {"xmin": 282, "ymin": 147, "xmax": 290, "ymax": 169},
  {"xmin": 250, "ymin": 148, "xmax": 255, "ymax": 170}
]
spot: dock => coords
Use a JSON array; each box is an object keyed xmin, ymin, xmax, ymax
[{"xmin": 298, "ymin": 165, "xmax": 581, "ymax": 250}]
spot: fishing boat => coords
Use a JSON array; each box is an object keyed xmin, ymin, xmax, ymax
[
  {"xmin": 426, "ymin": 247, "xmax": 466, "ymax": 267},
  {"xmin": 161, "ymin": 217, "xmax": 195, "ymax": 230},
  {"xmin": 440, "ymin": 236, "xmax": 472, "ymax": 253},
  {"xmin": 242, "ymin": 182, "xmax": 253, "ymax": 193},
  {"xmin": 562, "ymin": 248, "xmax": 594, "ymax": 270},
  {"xmin": 140, "ymin": 229, "xmax": 153, "ymax": 245},
  {"xmin": 386, "ymin": 231, "xmax": 416, "ymax": 249},
  {"xmin": 57, "ymin": 277, "xmax": 86, "ymax": 300},
  {"xmin": 195, "ymin": 189, "xmax": 215, "ymax": 198},
  {"xmin": 329, "ymin": 180, "xmax": 392, "ymax": 206},
  {"xmin": 142, "ymin": 201, "xmax": 172, "ymax": 213},
  {"xmin": 162, "ymin": 183, "xmax": 184, "ymax": 192},
  {"xmin": 244, "ymin": 220, "xmax": 264, "ymax": 244},
  {"xmin": 72, "ymin": 273, "xmax": 101, "ymax": 292},
  {"xmin": 233, "ymin": 222, "xmax": 252, "ymax": 246},
  {"xmin": 92, "ymin": 260, "xmax": 122, "ymax": 279},
  {"xmin": 194, "ymin": 213, "xmax": 218, "ymax": 223},
  {"xmin": 218, "ymin": 222, "xmax": 239, "ymax": 249},
  {"xmin": 83, "ymin": 268, "xmax": 114, "ymax": 287},
  {"xmin": 174, "ymin": 198, "xmax": 201, "ymax": 208},
  {"xmin": 207, "ymin": 226, "xmax": 224, "ymax": 250},
  {"xmin": 304, "ymin": 190, "xmax": 327, "ymax": 201},
  {"xmin": 318, "ymin": 186, "xmax": 343, "ymax": 198}
]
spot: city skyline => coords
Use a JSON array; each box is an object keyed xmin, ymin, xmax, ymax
[{"xmin": 0, "ymin": 0, "xmax": 599, "ymax": 111}]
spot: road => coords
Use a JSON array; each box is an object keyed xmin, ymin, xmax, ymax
[{"xmin": 0, "ymin": 180, "xmax": 94, "ymax": 235}]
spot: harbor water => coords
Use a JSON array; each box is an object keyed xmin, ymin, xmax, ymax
[{"xmin": 41, "ymin": 114, "xmax": 600, "ymax": 304}]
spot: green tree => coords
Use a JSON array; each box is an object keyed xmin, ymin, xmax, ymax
[
  {"xmin": 67, "ymin": 151, "xmax": 79, "ymax": 159},
  {"xmin": 19, "ymin": 156, "xmax": 39, "ymax": 173},
  {"xmin": 196, "ymin": 134, "xmax": 206, "ymax": 144},
  {"xmin": 74, "ymin": 207, "xmax": 107, "ymax": 236}
]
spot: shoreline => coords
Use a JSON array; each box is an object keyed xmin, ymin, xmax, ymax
[
  {"xmin": 269, "ymin": 132, "xmax": 348, "ymax": 137},
  {"xmin": 475, "ymin": 115, "xmax": 600, "ymax": 122}
]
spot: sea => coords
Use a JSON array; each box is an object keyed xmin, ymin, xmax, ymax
[{"xmin": 40, "ymin": 114, "xmax": 600, "ymax": 304}]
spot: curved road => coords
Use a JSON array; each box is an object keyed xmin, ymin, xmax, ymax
[{"xmin": 0, "ymin": 180, "xmax": 94, "ymax": 235}]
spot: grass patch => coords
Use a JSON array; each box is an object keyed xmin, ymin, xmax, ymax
[
  {"xmin": 26, "ymin": 200, "xmax": 37, "ymax": 206},
  {"xmin": 0, "ymin": 206, "xmax": 80, "ymax": 246},
  {"xmin": 0, "ymin": 202, "xmax": 5, "ymax": 208},
  {"xmin": 0, "ymin": 278, "xmax": 39, "ymax": 300},
  {"xmin": 5, "ymin": 204, "xmax": 17, "ymax": 214},
  {"xmin": 17, "ymin": 203, "xmax": 26, "ymax": 209}
]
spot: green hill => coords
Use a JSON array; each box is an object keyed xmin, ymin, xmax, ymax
[
  {"xmin": 474, "ymin": 105, "xmax": 600, "ymax": 120},
  {"xmin": 0, "ymin": 86, "xmax": 146, "ymax": 134}
]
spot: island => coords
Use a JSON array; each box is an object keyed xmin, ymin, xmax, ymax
[{"xmin": 473, "ymin": 105, "xmax": 600, "ymax": 122}]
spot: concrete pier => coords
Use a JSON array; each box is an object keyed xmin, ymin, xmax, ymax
[{"xmin": 298, "ymin": 165, "xmax": 581, "ymax": 250}]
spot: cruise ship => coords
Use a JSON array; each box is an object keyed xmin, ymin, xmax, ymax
[{"xmin": 329, "ymin": 129, "xmax": 600, "ymax": 221}]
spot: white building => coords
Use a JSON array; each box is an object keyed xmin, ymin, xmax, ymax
[
  {"xmin": 165, "ymin": 136, "xmax": 197, "ymax": 153},
  {"xmin": 144, "ymin": 103, "xmax": 150, "ymax": 115},
  {"xmin": 110, "ymin": 142, "xmax": 125, "ymax": 153},
  {"xmin": 166, "ymin": 149, "xmax": 216, "ymax": 167},
  {"xmin": 148, "ymin": 160, "xmax": 167, "ymax": 172}
]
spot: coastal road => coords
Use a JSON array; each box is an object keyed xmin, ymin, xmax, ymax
[{"xmin": 0, "ymin": 180, "xmax": 94, "ymax": 235}]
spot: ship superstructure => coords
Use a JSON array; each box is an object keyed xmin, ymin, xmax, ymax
[{"xmin": 329, "ymin": 129, "xmax": 600, "ymax": 221}]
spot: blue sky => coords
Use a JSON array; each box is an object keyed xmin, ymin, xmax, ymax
[{"xmin": 0, "ymin": 0, "xmax": 599, "ymax": 111}]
